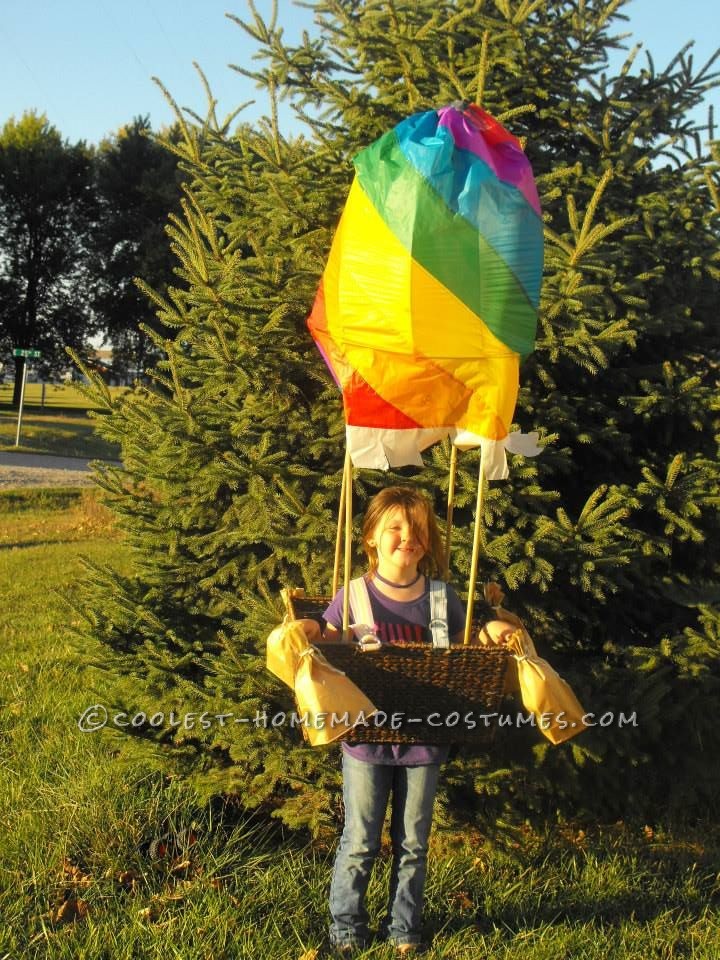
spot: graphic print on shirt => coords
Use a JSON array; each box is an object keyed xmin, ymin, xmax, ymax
[
  {"xmin": 323, "ymin": 580, "xmax": 465, "ymax": 646},
  {"xmin": 375, "ymin": 620, "xmax": 428, "ymax": 644}
]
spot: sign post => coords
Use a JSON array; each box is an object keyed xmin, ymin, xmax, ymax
[{"xmin": 12, "ymin": 348, "xmax": 41, "ymax": 447}]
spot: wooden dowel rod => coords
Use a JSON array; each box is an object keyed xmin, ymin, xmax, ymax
[
  {"xmin": 341, "ymin": 450, "xmax": 353, "ymax": 638},
  {"xmin": 443, "ymin": 443, "xmax": 458, "ymax": 580},
  {"xmin": 332, "ymin": 453, "xmax": 348, "ymax": 597},
  {"xmin": 463, "ymin": 444, "xmax": 486, "ymax": 646}
]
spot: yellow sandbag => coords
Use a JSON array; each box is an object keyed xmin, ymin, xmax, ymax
[
  {"xmin": 504, "ymin": 628, "xmax": 587, "ymax": 745},
  {"xmin": 266, "ymin": 620, "xmax": 377, "ymax": 747},
  {"xmin": 293, "ymin": 646, "xmax": 377, "ymax": 746},
  {"xmin": 267, "ymin": 620, "xmax": 310, "ymax": 688}
]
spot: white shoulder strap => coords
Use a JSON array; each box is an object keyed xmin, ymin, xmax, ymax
[
  {"xmin": 429, "ymin": 579, "xmax": 450, "ymax": 649},
  {"xmin": 348, "ymin": 576, "xmax": 374, "ymax": 630},
  {"xmin": 351, "ymin": 576, "xmax": 450, "ymax": 648}
]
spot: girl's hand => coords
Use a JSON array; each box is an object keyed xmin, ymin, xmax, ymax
[
  {"xmin": 478, "ymin": 619, "xmax": 520, "ymax": 647},
  {"xmin": 484, "ymin": 581, "xmax": 506, "ymax": 607},
  {"xmin": 297, "ymin": 618, "xmax": 322, "ymax": 644}
]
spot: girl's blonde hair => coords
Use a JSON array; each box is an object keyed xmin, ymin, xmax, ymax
[{"xmin": 361, "ymin": 486, "xmax": 446, "ymax": 578}]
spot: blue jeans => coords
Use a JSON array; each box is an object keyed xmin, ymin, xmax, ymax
[{"xmin": 329, "ymin": 752, "xmax": 441, "ymax": 947}]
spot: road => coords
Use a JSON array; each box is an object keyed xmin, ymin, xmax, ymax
[{"xmin": 0, "ymin": 452, "xmax": 122, "ymax": 489}]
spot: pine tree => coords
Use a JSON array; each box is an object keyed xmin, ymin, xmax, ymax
[{"xmin": 67, "ymin": 0, "xmax": 720, "ymax": 831}]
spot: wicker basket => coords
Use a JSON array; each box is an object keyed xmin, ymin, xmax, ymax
[{"xmin": 283, "ymin": 588, "xmax": 510, "ymax": 745}]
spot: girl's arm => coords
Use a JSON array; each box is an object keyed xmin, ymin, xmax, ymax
[
  {"xmin": 322, "ymin": 622, "xmax": 341, "ymax": 641},
  {"xmin": 451, "ymin": 620, "xmax": 519, "ymax": 645},
  {"xmin": 478, "ymin": 619, "xmax": 521, "ymax": 646},
  {"xmin": 297, "ymin": 618, "xmax": 341, "ymax": 642},
  {"xmin": 318, "ymin": 587, "xmax": 344, "ymax": 641}
]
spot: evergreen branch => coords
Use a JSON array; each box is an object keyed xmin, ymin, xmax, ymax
[
  {"xmin": 496, "ymin": 103, "xmax": 536, "ymax": 125},
  {"xmin": 151, "ymin": 76, "xmax": 195, "ymax": 161},
  {"xmin": 578, "ymin": 167, "xmax": 613, "ymax": 244},
  {"xmin": 570, "ymin": 215, "xmax": 634, "ymax": 265},
  {"xmin": 438, "ymin": 37, "xmax": 471, "ymax": 100},
  {"xmin": 567, "ymin": 194, "xmax": 579, "ymax": 235},
  {"xmin": 543, "ymin": 225, "xmax": 574, "ymax": 257},
  {"xmin": 134, "ymin": 278, "xmax": 186, "ymax": 327},
  {"xmin": 208, "ymin": 312, "xmax": 232, "ymax": 363},
  {"xmin": 64, "ymin": 347, "xmax": 113, "ymax": 411},
  {"xmin": 137, "ymin": 322, "xmax": 172, "ymax": 357},
  {"xmin": 511, "ymin": 0, "xmax": 545, "ymax": 26},
  {"xmin": 166, "ymin": 350, "xmax": 188, "ymax": 410},
  {"xmin": 597, "ymin": 0, "xmax": 631, "ymax": 32},
  {"xmin": 191, "ymin": 62, "xmax": 219, "ymax": 131},
  {"xmin": 609, "ymin": 37, "xmax": 639, "ymax": 76},
  {"xmin": 225, "ymin": 4, "xmax": 272, "ymax": 45},
  {"xmin": 414, "ymin": 9, "xmax": 442, "ymax": 41},
  {"xmin": 475, "ymin": 30, "xmax": 490, "ymax": 106},
  {"xmin": 441, "ymin": 0, "xmax": 487, "ymax": 34},
  {"xmin": 266, "ymin": 74, "xmax": 283, "ymax": 167},
  {"xmin": 703, "ymin": 169, "xmax": 720, "ymax": 211},
  {"xmin": 665, "ymin": 453, "xmax": 685, "ymax": 491}
]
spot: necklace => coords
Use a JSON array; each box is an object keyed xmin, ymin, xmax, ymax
[{"xmin": 373, "ymin": 570, "xmax": 422, "ymax": 589}]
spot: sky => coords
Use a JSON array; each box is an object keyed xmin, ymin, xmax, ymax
[{"xmin": 0, "ymin": 0, "xmax": 717, "ymax": 145}]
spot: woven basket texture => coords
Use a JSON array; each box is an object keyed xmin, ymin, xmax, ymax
[{"xmin": 284, "ymin": 590, "xmax": 509, "ymax": 745}]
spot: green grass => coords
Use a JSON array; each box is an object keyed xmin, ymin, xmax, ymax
[
  {"xmin": 0, "ymin": 382, "xmax": 129, "ymax": 410},
  {"xmin": 1, "ymin": 489, "xmax": 719, "ymax": 959},
  {"xmin": 0, "ymin": 384, "xmax": 123, "ymax": 459}
]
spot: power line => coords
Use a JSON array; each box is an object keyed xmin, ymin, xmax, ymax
[
  {"xmin": 96, "ymin": 0, "xmax": 153, "ymax": 77},
  {"xmin": 0, "ymin": 18, "xmax": 61, "ymax": 119}
]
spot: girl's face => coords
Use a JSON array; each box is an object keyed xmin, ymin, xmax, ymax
[{"xmin": 371, "ymin": 505, "xmax": 427, "ymax": 577}]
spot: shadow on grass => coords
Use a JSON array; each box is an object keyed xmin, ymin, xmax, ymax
[
  {"xmin": 0, "ymin": 404, "xmax": 96, "ymax": 416},
  {"xmin": 429, "ymin": 833, "xmax": 720, "ymax": 945},
  {"xmin": 0, "ymin": 538, "xmax": 106, "ymax": 551},
  {"xmin": 473, "ymin": 888, "xmax": 714, "ymax": 932},
  {"xmin": 0, "ymin": 487, "xmax": 85, "ymax": 511}
]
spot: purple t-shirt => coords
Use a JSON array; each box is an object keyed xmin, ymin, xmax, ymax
[{"xmin": 323, "ymin": 576, "xmax": 465, "ymax": 766}]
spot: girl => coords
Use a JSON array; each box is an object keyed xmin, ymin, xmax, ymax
[{"xmin": 319, "ymin": 485, "xmax": 513, "ymax": 957}]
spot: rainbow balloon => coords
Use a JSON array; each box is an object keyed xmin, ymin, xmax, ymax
[{"xmin": 308, "ymin": 103, "xmax": 543, "ymax": 478}]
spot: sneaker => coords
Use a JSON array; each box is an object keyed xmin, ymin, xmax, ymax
[
  {"xmin": 395, "ymin": 944, "xmax": 429, "ymax": 957},
  {"xmin": 331, "ymin": 941, "xmax": 369, "ymax": 958}
]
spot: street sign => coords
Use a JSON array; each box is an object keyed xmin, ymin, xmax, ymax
[{"xmin": 12, "ymin": 349, "xmax": 40, "ymax": 446}]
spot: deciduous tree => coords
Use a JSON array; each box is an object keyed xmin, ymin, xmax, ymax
[
  {"xmin": 0, "ymin": 112, "xmax": 96, "ymax": 401},
  {"xmin": 92, "ymin": 116, "xmax": 184, "ymax": 382}
]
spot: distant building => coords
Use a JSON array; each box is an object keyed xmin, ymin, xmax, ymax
[{"xmin": 87, "ymin": 347, "xmax": 126, "ymax": 386}]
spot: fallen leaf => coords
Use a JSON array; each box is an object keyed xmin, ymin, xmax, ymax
[
  {"xmin": 61, "ymin": 858, "xmax": 92, "ymax": 887},
  {"xmin": 161, "ymin": 891, "xmax": 187, "ymax": 903},
  {"xmin": 138, "ymin": 902, "xmax": 162, "ymax": 922},
  {"xmin": 450, "ymin": 891, "xmax": 473, "ymax": 911},
  {"xmin": 298, "ymin": 950, "xmax": 319, "ymax": 960},
  {"xmin": 53, "ymin": 897, "xmax": 88, "ymax": 925},
  {"xmin": 117, "ymin": 869, "xmax": 140, "ymax": 891}
]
